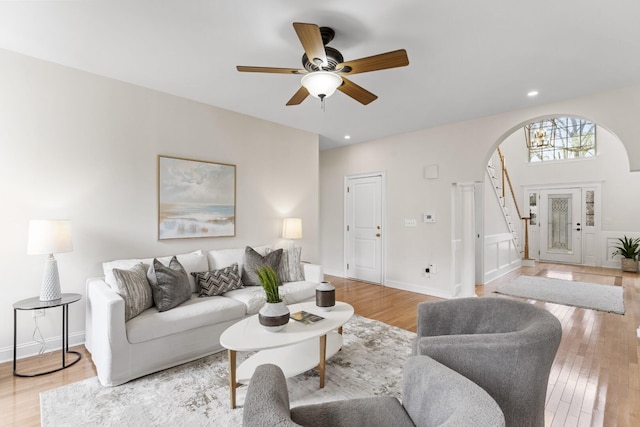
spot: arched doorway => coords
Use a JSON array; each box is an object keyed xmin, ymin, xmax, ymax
[{"xmin": 478, "ymin": 115, "xmax": 637, "ymax": 284}]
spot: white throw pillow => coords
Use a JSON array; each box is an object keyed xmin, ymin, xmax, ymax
[{"xmin": 207, "ymin": 245, "xmax": 271, "ymax": 276}]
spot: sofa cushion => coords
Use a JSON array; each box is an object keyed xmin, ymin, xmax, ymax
[
  {"xmin": 242, "ymin": 246, "xmax": 283, "ymax": 286},
  {"xmin": 224, "ymin": 280, "xmax": 317, "ymax": 314},
  {"xmin": 103, "ymin": 250, "xmax": 207, "ymax": 294},
  {"xmin": 147, "ymin": 257, "xmax": 192, "ymax": 312},
  {"xmin": 223, "ymin": 287, "xmax": 267, "ymax": 315},
  {"xmin": 111, "ymin": 263, "xmax": 154, "ymax": 321},
  {"xmin": 125, "ymin": 294, "xmax": 247, "ymax": 344},
  {"xmin": 280, "ymin": 281, "xmax": 318, "ymax": 305},
  {"xmin": 193, "ymin": 263, "xmax": 244, "ymax": 296}
]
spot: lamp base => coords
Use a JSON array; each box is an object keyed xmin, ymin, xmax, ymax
[{"xmin": 40, "ymin": 255, "xmax": 62, "ymax": 301}]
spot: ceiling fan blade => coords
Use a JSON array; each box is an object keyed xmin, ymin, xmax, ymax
[
  {"xmin": 338, "ymin": 78, "xmax": 378, "ymax": 105},
  {"xmin": 286, "ymin": 86, "xmax": 310, "ymax": 106},
  {"xmin": 237, "ymin": 66, "xmax": 306, "ymax": 74},
  {"xmin": 337, "ymin": 49, "xmax": 409, "ymax": 75},
  {"xmin": 293, "ymin": 22, "xmax": 328, "ymax": 67}
]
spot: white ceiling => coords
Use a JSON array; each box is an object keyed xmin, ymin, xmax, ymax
[{"xmin": 1, "ymin": 1, "xmax": 639, "ymax": 150}]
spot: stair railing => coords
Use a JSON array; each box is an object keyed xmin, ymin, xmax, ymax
[{"xmin": 496, "ymin": 147, "xmax": 532, "ymax": 260}]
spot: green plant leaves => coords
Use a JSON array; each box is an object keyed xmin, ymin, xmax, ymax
[
  {"xmin": 611, "ymin": 236, "xmax": 640, "ymax": 261},
  {"xmin": 257, "ymin": 266, "xmax": 281, "ymax": 303}
]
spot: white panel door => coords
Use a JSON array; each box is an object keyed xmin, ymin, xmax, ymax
[
  {"xmin": 346, "ymin": 175, "xmax": 382, "ymax": 284},
  {"xmin": 539, "ymin": 188, "xmax": 582, "ymax": 264}
]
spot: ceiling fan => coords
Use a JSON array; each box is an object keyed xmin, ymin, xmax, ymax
[{"xmin": 236, "ymin": 22, "xmax": 409, "ymax": 106}]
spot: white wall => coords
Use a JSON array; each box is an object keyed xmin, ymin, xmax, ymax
[
  {"xmin": 0, "ymin": 49, "xmax": 319, "ymax": 362},
  {"xmin": 320, "ymin": 85, "xmax": 640, "ymax": 297},
  {"xmin": 499, "ymin": 125, "xmax": 640, "ymax": 232}
]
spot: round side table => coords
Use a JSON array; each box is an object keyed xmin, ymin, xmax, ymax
[{"xmin": 13, "ymin": 293, "xmax": 82, "ymax": 377}]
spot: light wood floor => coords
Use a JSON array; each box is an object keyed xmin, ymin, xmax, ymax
[{"xmin": 1, "ymin": 262, "xmax": 638, "ymax": 426}]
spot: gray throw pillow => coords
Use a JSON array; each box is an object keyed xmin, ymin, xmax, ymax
[
  {"xmin": 111, "ymin": 263, "xmax": 153, "ymax": 321},
  {"xmin": 192, "ymin": 263, "xmax": 244, "ymax": 297},
  {"xmin": 267, "ymin": 247, "xmax": 304, "ymax": 282},
  {"xmin": 242, "ymin": 246, "xmax": 283, "ymax": 287},
  {"xmin": 147, "ymin": 256, "xmax": 192, "ymax": 312}
]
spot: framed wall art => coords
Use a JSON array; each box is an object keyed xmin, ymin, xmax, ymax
[{"xmin": 158, "ymin": 155, "xmax": 236, "ymax": 240}]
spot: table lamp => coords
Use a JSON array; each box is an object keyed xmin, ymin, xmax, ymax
[
  {"xmin": 282, "ymin": 218, "xmax": 302, "ymax": 249},
  {"xmin": 27, "ymin": 220, "xmax": 73, "ymax": 301}
]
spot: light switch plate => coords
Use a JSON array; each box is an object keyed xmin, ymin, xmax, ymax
[{"xmin": 404, "ymin": 219, "xmax": 417, "ymax": 227}]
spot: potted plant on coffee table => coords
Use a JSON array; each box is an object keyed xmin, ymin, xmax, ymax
[
  {"xmin": 611, "ymin": 236, "xmax": 640, "ymax": 273},
  {"xmin": 257, "ymin": 266, "xmax": 290, "ymax": 331}
]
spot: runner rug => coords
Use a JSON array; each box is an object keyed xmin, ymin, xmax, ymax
[
  {"xmin": 495, "ymin": 275, "xmax": 624, "ymax": 314},
  {"xmin": 40, "ymin": 315, "xmax": 414, "ymax": 426}
]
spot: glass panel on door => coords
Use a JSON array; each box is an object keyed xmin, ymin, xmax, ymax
[{"xmin": 548, "ymin": 195, "xmax": 572, "ymax": 251}]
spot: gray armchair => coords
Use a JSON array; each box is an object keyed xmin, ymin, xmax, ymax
[
  {"xmin": 242, "ymin": 355, "xmax": 505, "ymax": 427},
  {"xmin": 413, "ymin": 297, "xmax": 562, "ymax": 427}
]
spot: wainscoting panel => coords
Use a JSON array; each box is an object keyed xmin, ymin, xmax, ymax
[
  {"xmin": 484, "ymin": 233, "xmax": 522, "ymax": 283},
  {"xmin": 601, "ymin": 231, "xmax": 640, "ymax": 269}
]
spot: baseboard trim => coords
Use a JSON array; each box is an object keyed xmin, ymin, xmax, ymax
[
  {"xmin": 384, "ymin": 280, "xmax": 454, "ymax": 299},
  {"xmin": 0, "ymin": 331, "xmax": 85, "ymax": 364},
  {"xmin": 323, "ymin": 269, "xmax": 345, "ymax": 278}
]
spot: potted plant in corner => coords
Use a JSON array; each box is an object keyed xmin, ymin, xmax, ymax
[
  {"xmin": 612, "ymin": 236, "xmax": 640, "ymax": 273},
  {"xmin": 257, "ymin": 266, "xmax": 290, "ymax": 331}
]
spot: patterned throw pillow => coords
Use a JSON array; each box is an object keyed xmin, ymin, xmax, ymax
[
  {"xmin": 242, "ymin": 246, "xmax": 283, "ymax": 286},
  {"xmin": 146, "ymin": 256, "xmax": 192, "ymax": 312},
  {"xmin": 192, "ymin": 263, "xmax": 244, "ymax": 297},
  {"xmin": 111, "ymin": 263, "xmax": 153, "ymax": 321},
  {"xmin": 267, "ymin": 247, "xmax": 304, "ymax": 282}
]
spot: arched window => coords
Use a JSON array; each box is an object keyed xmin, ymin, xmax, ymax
[{"xmin": 526, "ymin": 117, "xmax": 596, "ymax": 163}]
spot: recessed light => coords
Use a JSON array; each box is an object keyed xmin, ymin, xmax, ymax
[
  {"xmin": 527, "ymin": 90, "xmax": 539, "ymax": 97},
  {"xmin": 344, "ymin": 135, "xmax": 351, "ymax": 140}
]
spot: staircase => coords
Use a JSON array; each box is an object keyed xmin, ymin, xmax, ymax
[{"xmin": 487, "ymin": 147, "xmax": 533, "ymax": 263}]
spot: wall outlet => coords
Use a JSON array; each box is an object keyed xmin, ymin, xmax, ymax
[
  {"xmin": 429, "ymin": 264, "xmax": 437, "ymax": 274},
  {"xmin": 32, "ymin": 309, "xmax": 45, "ymax": 318}
]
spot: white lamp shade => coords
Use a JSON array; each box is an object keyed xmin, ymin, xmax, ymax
[
  {"xmin": 282, "ymin": 218, "xmax": 303, "ymax": 239},
  {"xmin": 27, "ymin": 220, "xmax": 73, "ymax": 255},
  {"xmin": 301, "ymin": 72, "xmax": 342, "ymax": 98}
]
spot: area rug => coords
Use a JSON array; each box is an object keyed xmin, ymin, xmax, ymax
[
  {"xmin": 40, "ymin": 315, "xmax": 414, "ymax": 426},
  {"xmin": 495, "ymin": 275, "xmax": 624, "ymax": 314}
]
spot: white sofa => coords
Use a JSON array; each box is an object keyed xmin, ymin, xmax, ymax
[{"xmin": 85, "ymin": 247, "xmax": 322, "ymax": 386}]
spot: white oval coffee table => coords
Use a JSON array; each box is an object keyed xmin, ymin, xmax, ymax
[{"xmin": 220, "ymin": 301, "xmax": 354, "ymax": 408}]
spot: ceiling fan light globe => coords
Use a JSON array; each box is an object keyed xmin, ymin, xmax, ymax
[{"xmin": 301, "ymin": 71, "xmax": 342, "ymax": 99}]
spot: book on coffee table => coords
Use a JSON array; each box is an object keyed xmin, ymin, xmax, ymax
[{"xmin": 291, "ymin": 311, "xmax": 325, "ymax": 325}]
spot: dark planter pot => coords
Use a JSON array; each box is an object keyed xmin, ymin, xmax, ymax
[{"xmin": 258, "ymin": 301, "xmax": 290, "ymax": 332}]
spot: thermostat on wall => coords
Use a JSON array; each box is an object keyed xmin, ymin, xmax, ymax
[{"xmin": 423, "ymin": 213, "xmax": 436, "ymax": 223}]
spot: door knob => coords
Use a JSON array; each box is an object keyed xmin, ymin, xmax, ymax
[
  {"xmin": 376, "ymin": 233, "xmax": 381, "ymax": 237},
  {"xmin": 575, "ymin": 228, "xmax": 581, "ymax": 231}
]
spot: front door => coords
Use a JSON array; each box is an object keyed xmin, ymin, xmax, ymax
[
  {"xmin": 539, "ymin": 188, "xmax": 582, "ymax": 263},
  {"xmin": 345, "ymin": 175, "xmax": 383, "ymax": 284}
]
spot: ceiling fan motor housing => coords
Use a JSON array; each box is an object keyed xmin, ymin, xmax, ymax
[{"xmin": 301, "ymin": 27, "xmax": 343, "ymax": 71}]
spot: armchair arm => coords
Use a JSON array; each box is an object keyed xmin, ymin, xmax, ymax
[
  {"xmin": 243, "ymin": 364, "xmax": 301, "ymax": 427},
  {"xmin": 302, "ymin": 263, "xmax": 323, "ymax": 283}
]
